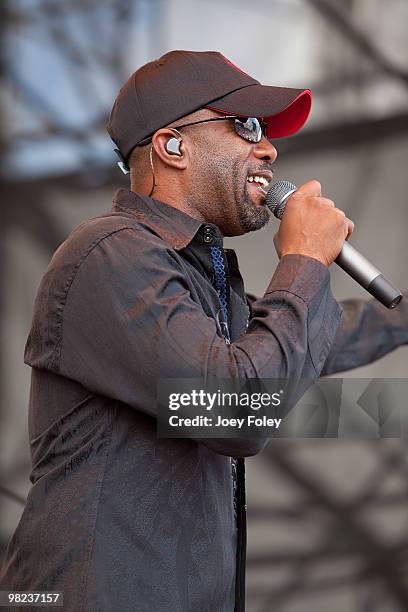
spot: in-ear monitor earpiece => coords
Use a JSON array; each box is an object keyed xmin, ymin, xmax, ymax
[{"xmin": 166, "ymin": 137, "xmax": 182, "ymax": 156}]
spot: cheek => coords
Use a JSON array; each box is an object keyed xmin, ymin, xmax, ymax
[
  {"xmin": 192, "ymin": 138, "xmax": 244, "ymax": 195},
  {"xmin": 209, "ymin": 162, "xmax": 235, "ymax": 196}
]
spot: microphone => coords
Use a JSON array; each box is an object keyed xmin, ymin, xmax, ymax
[{"xmin": 265, "ymin": 180, "xmax": 403, "ymax": 309}]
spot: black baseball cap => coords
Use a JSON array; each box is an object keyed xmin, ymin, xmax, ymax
[{"xmin": 107, "ymin": 50, "xmax": 312, "ymax": 162}]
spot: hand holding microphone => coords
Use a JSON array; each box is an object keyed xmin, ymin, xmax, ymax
[
  {"xmin": 267, "ymin": 179, "xmax": 403, "ymax": 309},
  {"xmin": 272, "ymin": 180, "xmax": 354, "ymax": 267}
]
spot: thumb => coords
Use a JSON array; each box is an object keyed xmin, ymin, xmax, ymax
[
  {"xmin": 273, "ymin": 232, "xmax": 282, "ymax": 259},
  {"xmin": 295, "ymin": 179, "xmax": 322, "ymax": 198}
]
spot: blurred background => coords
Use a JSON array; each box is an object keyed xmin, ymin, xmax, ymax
[{"xmin": 1, "ymin": 0, "xmax": 408, "ymax": 610}]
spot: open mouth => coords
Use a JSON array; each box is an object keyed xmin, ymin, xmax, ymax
[{"xmin": 246, "ymin": 173, "xmax": 272, "ymax": 205}]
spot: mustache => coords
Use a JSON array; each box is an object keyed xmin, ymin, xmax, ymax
[{"xmin": 247, "ymin": 164, "xmax": 275, "ymax": 177}]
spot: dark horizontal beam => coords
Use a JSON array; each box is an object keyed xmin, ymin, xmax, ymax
[
  {"xmin": 278, "ymin": 111, "xmax": 408, "ymax": 157},
  {"xmin": 2, "ymin": 113, "xmax": 408, "ymax": 191}
]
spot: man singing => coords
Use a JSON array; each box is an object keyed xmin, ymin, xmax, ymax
[{"xmin": 1, "ymin": 50, "xmax": 407, "ymax": 612}]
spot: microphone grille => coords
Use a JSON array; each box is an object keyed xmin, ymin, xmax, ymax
[{"xmin": 266, "ymin": 180, "xmax": 297, "ymax": 219}]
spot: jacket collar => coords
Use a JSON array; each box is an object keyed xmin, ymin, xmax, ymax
[{"xmin": 112, "ymin": 189, "xmax": 223, "ymax": 250}]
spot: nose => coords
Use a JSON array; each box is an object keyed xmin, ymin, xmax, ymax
[{"xmin": 253, "ymin": 137, "xmax": 278, "ymax": 163}]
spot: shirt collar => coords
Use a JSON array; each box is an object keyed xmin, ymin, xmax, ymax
[{"xmin": 112, "ymin": 189, "xmax": 224, "ymax": 250}]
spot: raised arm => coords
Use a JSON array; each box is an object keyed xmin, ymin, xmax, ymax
[{"xmin": 321, "ymin": 295, "xmax": 408, "ymax": 375}]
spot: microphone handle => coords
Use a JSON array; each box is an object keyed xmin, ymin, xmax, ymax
[
  {"xmin": 335, "ymin": 241, "xmax": 402, "ymax": 309},
  {"xmin": 270, "ymin": 191, "xmax": 403, "ymax": 309}
]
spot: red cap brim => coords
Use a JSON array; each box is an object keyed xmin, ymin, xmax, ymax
[{"xmin": 207, "ymin": 85, "xmax": 312, "ymax": 138}]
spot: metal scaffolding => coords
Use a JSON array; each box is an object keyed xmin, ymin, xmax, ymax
[{"xmin": 1, "ymin": 1, "xmax": 408, "ymax": 610}]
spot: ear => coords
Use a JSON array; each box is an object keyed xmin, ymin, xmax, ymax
[{"xmin": 152, "ymin": 129, "xmax": 188, "ymax": 169}]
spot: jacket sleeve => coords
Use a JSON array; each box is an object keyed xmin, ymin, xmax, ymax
[
  {"xmin": 320, "ymin": 294, "xmax": 408, "ymax": 375},
  {"xmin": 25, "ymin": 227, "xmax": 342, "ymax": 457}
]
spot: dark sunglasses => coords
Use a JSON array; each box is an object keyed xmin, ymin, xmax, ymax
[{"xmin": 137, "ymin": 116, "xmax": 268, "ymax": 146}]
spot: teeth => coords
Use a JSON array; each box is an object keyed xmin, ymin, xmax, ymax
[{"xmin": 247, "ymin": 175, "xmax": 268, "ymax": 187}]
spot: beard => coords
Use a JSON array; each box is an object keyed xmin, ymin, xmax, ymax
[{"xmin": 237, "ymin": 184, "xmax": 271, "ymax": 233}]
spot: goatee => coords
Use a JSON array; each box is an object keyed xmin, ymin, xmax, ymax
[{"xmin": 238, "ymin": 193, "xmax": 270, "ymax": 232}]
